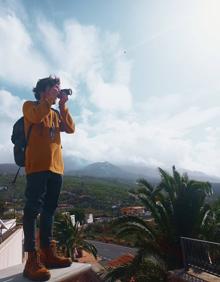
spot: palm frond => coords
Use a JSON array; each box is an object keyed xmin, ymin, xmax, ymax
[
  {"xmin": 112, "ymin": 215, "xmax": 157, "ymax": 238},
  {"xmin": 138, "ymin": 179, "xmax": 154, "ymax": 192},
  {"xmin": 116, "ymin": 224, "xmax": 155, "ymax": 242},
  {"xmin": 158, "ymin": 167, "xmax": 176, "ymax": 204}
]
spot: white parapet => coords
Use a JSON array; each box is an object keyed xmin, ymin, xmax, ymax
[
  {"xmin": 0, "ymin": 262, "xmax": 93, "ymax": 282},
  {"xmin": 0, "ymin": 226, "xmax": 23, "ymax": 270}
]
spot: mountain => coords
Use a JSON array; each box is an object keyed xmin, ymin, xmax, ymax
[
  {"xmin": 63, "ymin": 155, "xmax": 90, "ymax": 171},
  {"xmin": 180, "ymin": 169, "xmax": 220, "ymax": 183},
  {"xmin": 0, "ymin": 160, "xmax": 219, "ymax": 184},
  {"xmin": 120, "ymin": 164, "xmax": 160, "ymax": 182},
  {"xmin": 69, "ymin": 161, "xmax": 136, "ymax": 180},
  {"xmin": 0, "ymin": 163, "xmax": 24, "ymax": 175},
  {"xmin": 68, "ymin": 161, "xmax": 220, "ymax": 184},
  {"xmin": 121, "ymin": 164, "xmax": 220, "ymax": 183}
]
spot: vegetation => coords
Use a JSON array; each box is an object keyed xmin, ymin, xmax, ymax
[
  {"xmin": 1, "ymin": 168, "xmax": 220, "ymax": 281},
  {"xmin": 54, "ymin": 213, "xmax": 97, "ymax": 260},
  {"xmin": 67, "ymin": 208, "xmax": 86, "ymax": 225},
  {"xmin": 201, "ymin": 198, "xmax": 220, "ymax": 242},
  {"xmin": 104, "ymin": 257, "xmax": 166, "ymax": 282},
  {"xmin": 0, "ymin": 174, "xmax": 138, "ymax": 219},
  {"xmin": 106, "ymin": 166, "xmax": 214, "ymax": 281},
  {"xmin": 61, "ymin": 176, "xmax": 137, "ymax": 212},
  {"xmin": 0, "ymin": 200, "xmax": 5, "ymax": 216}
]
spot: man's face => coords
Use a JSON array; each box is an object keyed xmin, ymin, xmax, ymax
[
  {"xmin": 41, "ymin": 84, "xmax": 60, "ymax": 104},
  {"xmin": 49, "ymin": 84, "xmax": 60, "ymax": 104}
]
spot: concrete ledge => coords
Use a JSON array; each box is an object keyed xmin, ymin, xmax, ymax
[{"xmin": 0, "ymin": 262, "xmax": 95, "ymax": 282}]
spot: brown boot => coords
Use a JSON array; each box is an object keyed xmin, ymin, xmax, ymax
[
  {"xmin": 40, "ymin": 240, "xmax": 72, "ymax": 268},
  {"xmin": 23, "ymin": 250, "xmax": 51, "ymax": 281}
]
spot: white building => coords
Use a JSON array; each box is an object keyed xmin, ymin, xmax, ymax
[{"xmin": 86, "ymin": 213, "xmax": 93, "ymax": 224}]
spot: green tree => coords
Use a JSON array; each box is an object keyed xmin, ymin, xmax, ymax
[
  {"xmin": 106, "ymin": 166, "xmax": 213, "ymax": 281},
  {"xmin": 54, "ymin": 213, "xmax": 97, "ymax": 260},
  {"xmin": 0, "ymin": 200, "xmax": 5, "ymax": 217}
]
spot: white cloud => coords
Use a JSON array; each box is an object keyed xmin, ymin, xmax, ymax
[
  {"xmin": 0, "ymin": 7, "xmax": 220, "ymax": 178},
  {"xmin": 0, "ymin": 14, "xmax": 49, "ymax": 88},
  {"xmin": 87, "ymin": 71, "xmax": 132, "ymax": 112},
  {"xmin": 37, "ymin": 19, "xmax": 102, "ymax": 95},
  {"xmin": 0, "ymin": 90, "xmax": 24, "ymax": 163},
  {"xmin": 0, "ymin": 90, "xmax": 24, "ymax": 121},
  {"xmin": 37, "ymin": 18, "xmax": 133, "ymax": 112},
  {"xmin": 62, "ymin": 93, "xmax": 220, "ymax": 177}
]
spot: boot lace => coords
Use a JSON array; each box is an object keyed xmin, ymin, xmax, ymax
[
  {"xmin": 35, "ymin": 251, "xmax": 45, "ymax": 268},
  {"xmin": 50, "ymin": 241, "xmax": 60, "ymax": 258}
]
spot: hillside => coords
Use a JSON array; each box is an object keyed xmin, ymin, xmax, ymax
[
  {"xmin": 0, "ymin": 174, "xmax": 138, "ymax": 215},
  {"xmin": 0, "ymin": 162, "xmax": 219, "ymax": 214},
  {"xmin": 70, "ymin": 161, "xmax": 138, "ymax": 181}
]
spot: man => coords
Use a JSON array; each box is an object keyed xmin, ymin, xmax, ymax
[{"xmin": 22, "ymin": 76, "xmax": 75, "ymax": 281}]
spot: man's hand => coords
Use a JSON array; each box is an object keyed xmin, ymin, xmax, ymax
[{"xmin": 59, "ymin": 94, "xmax": 68, "ymax": 108}]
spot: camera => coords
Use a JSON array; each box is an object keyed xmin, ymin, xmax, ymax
[{"xmin": 58, "ymin": 89, "xmax": 72, "ymax": 99}]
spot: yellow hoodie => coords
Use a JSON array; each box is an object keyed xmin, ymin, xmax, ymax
[{"xmin": 23, "ymin": 97, "xmax": 75, "ymax": 175}]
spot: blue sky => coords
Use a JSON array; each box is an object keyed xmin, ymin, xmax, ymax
[{"xmin": 0, "ymin": 0, "xmax": 220, "ymax": 176}]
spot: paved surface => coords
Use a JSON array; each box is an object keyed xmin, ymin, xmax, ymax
[
  {"xmin": 0, "ymin": 262, "xmax": 92, "ymax": 282},
  {"xmin": 87, "ymin": 240, "xmax": 137, "ymax": 262}
]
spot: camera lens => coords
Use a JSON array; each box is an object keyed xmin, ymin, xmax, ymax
[
  {"xmin": 58, "ymin": 89, "xmax": 72, "ymax": 98},
  {"xmin": 60, "ymin": 89, "xmax": 72, "ymax": 96}
]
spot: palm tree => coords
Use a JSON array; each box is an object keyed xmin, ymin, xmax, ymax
[
  {"xmin": 201, "ymin": 198, "xmax": 220, "ymax": 243},
  {"xmin": 54, "ymin": 213, "xmax": 97, "ymax": 260},
  {"xmin": 106, "ymin": 166, "xmax": 213, "ymax": 281}
]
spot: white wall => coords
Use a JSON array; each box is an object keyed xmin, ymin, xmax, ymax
[
  {"xmin": 0, "ymin": 219, "xmax": 16, "ymax": 235},
  {"xmin": 0, "ymin": 227, "xmax": 23, "ymax": 270}
]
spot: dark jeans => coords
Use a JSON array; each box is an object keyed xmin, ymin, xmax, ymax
[{"xmin": 23, "ymin": 171, "xmax": 62, "ymax": 252}]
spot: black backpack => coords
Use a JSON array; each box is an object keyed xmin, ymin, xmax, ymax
[{"xmin": 11, "ymin": 117, "xmax": 32, "ymax": 167}]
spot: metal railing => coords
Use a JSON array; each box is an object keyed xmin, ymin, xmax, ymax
[{"xmin": 181, "ymin": 237, "xmax": 220, "ymax": 277}]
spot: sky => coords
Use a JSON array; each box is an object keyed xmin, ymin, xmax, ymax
[{"xmin": 0, "ymin": 0, "xmax": 220, "ymax": 177}]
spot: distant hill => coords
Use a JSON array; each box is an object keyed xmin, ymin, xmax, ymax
[
  {"xmin": 67, "ymin": 161, "xmax": 220, "ymax": 184},
  {"xmin": 120, "ymin": 164, "xmax": 160, "ymax": 183},
  {"xmin": 121, "ymin": 164, "xmax": 220, "ymax": 183},
  {"xmin": 63, "ymin": 155, "xmax": 90, "ymax": 171},
  {"xmin": 0, "ymin": 163, "xmax": 24, "ymax": 175},
  {"xmin": 68, "ymin": 161, "xmax": 137, "ymax": 181},
  {"xmin": 0, "ymin": 161, "xmax": 220, "ymax": 185},
  {"xmin": 178, "ymin": 168, "xmax": 220, "ymax": 183}
]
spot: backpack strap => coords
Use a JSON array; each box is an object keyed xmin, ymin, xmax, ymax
[
  {"xmin": 51, "ymin": 107, "xmax": 60, "ymax": 118},
  {"xmin": 11, "ymin": 166, "xmax": 21, "ymax": 184}
]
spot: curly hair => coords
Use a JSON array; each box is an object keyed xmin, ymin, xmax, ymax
[{"xmin": 33, "ymin": 76, "xmax": 60, "ymax": 100}]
